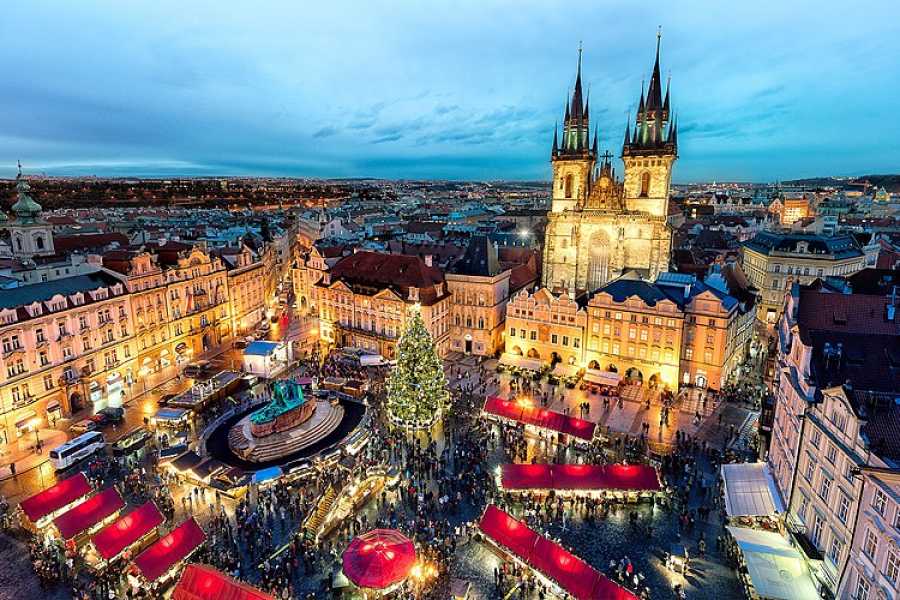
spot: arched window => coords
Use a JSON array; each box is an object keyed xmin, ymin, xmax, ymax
[
  {"xmin": 15, "ymin": 237, "xmax": 22, "ymax": 251},
  {"xmin": 478, "ymin": 317, "xmax": 484, "ymax": 329},
  {"xmin": 640, "ymin": 172, "xmax": 651, "ymax": 198},
  {"xmin": 35, "ymin": 235, "xmax": 45, "ymax": 250},
  {"xmin": 564, "ymin": 174, "xmax": 574, "ymax": 198}
]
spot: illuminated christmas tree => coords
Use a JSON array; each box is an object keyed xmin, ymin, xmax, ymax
[{"xmin": 385, "ymin": 306, "xmax": 448, "ymax": 427}]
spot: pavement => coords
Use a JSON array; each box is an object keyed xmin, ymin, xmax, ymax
[{"xmin": 0, "ymin": 429, "xmax": 68, "ymax": 481}]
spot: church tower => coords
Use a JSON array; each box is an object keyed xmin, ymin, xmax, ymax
[
  {"xmin": 5, "ymin": 162, "xmax": 55, "ymax": 258},
  {"xmin": 621, "ymin": 32, "xmax": 678, "ymax": 217},
  {"xmin": 550, "ymin": 47, "xmax": 596, "ymax": 213}
]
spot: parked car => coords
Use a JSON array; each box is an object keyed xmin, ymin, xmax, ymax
[
  {"xmin": 71, "ymin": 419, "xmax": 98, "ymax": 434},
  {"xmin": 89, "ymin": 413, "xmax": 110, "ymax": 428},
  {"xmin": 98, "ymin": 406, "xmax": 125, "ymax": 423}
]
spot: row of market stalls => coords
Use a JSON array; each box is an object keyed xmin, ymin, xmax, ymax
[
  {"xmin": 497, "ymin": 353, "xmax": 625, "ymax": 388},
  {"xmin": 18, "ymin": 472, "xmax": 209, "ymax": 590},
  {"xmin": 499, "ymin": 463, "xmax": 663, "ymax": 502},
  {"xmin": 720, "ymin": 462, "xmax": 820, "ymax": 600},
  {"xmin": 482, "ymin": 395, "xmax": 596, "ymax": 442},
  {"xmin": 478, "ymin": 504, "xmax": 637, "ymax": 600}
]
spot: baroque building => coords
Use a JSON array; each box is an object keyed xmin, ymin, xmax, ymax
[{"xmin": 542, "ymin": 38, "xmax": 677, "ymax": 296}]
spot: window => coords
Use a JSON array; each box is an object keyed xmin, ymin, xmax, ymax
[
  {"xmin": 640, "ymin": 330, "xmax": 648, "ymax": 342},
  {"xmin": 812, "ymin": 514, "xmax": 825, "ymax": 546},
  {"xmin": 886, "ymin": 551, "xmax": 900, "ymax": 586},
  {"xmin": 828, "ymin": 537, "xmax": 842, "ymax": 565},
  {"xmin": 551, "ymin": 334, "xmax": 558, "ymax": 344},
  {"xmin": 35, "ymin": 328, "xmax": 45, "ymax": 343},
  {"xmin": 774, "ymin": 264, "xmax": 781, "ymax": 273},
  {"xmin": 855, "ymin": 575, "xmax": 870, "ymax": 600},
  {"xmin": 530, "ymin": 330, "xmax": 536, "ymax": 341},
  {"xmin": 629, "ymin": 328, "xmax": 636, "ymax": 340},
  {"xmin": 826, "ymin": 444, "xmax": 837, "ymax": 464},
  {"xmin": 510, "ymin": 328, "xmax": 516, "ymax": 337},
  {"xmin": 639, "ymin": 171, "xmax": 650, "ymax": 197},
  {"xmin": 772, "ymin": 279, "xmax": 780, "ymax": 289},
  {"xmin": 39, "ymin": 351, "xmax": 49, "ymax": 366},
  {"xmin": 573, "ymin": 338, "xmax": 579, "ymax": 348},
  {"xmin": 838, "ymin": 495, "xmax": 850, "ymax": 524},
  {"xmin": 811, "ymin": 429, "xmax": 822, "ymax": 448},
  {"xmin": 614, "ymin": 312, "xmax": 622, "ymax": 321},
  {"xmin": 685, "ymin": 348, "xmax": 693, "ymax": 360},
  {"xmin": 873, "ymin": 489, "xmax": 888, "ymax": 516},
  {"xmin": 819, "ymin": 476, "xmax": 832, "ymax": 502},
  {"xmin": 6, "ymin": 359, "xmax": 25, "ymax": 378},
  {"xmin": 805, "ymin": 459, "xmax": 815, "ymax": 482},
  {"xmin": 562, "ymin": 336, "xmax": 569, "ymax": 346},
  {"xmin": 43, "ymin": 374, "xmax": 54, "ymax": 391},
  {"xmin": 863, "ymin": 529, "xmax": 878, "ymax": 559}
]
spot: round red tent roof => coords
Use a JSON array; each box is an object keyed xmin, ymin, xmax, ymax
[{"xmin": 342, "ymin": 529, "xmax": 416, "ymax": 590}]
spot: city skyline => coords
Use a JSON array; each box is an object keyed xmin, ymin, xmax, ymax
[{"xmin": 2, "ymin": 1, "xmax": 899, "ymax": 183}]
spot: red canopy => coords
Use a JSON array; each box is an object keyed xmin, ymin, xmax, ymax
[
  {"xmin": 53, "ymin": 487, "xmax": 124, "ymax": 540},
  {"xmin": 134, "ymin": 518, "xmax": 206, "ymax": 582},
  {"xmin": 20, "ymin": 472, "xmax": 92, "ymax": 524},
  {"xmin": 500, "ymin": 464, "xmax": 660, "ymax": 492},
  {"xmin": 92, "ymin": 501, "xmax": 165, "ymax": 561},
  {"xmin": 342, "ymin": 529, "xmax": 416, "ymax": 590},
  {"xmin": 173, "ymin": 564, "xmax": 274, "ymax": 600},
  {"xmin": 478, "ymin": 504, "xmax": 539, "ymax": 560},
  {"xmin": 478, "ymin": 505, "xmax": 637, "ymax": 600},
  {"xmin": 482, "ymin": 396, "xmax": 596, "ymax": 441}
]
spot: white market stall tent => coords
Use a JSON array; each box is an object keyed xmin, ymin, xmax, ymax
[
  {"xmin": 499, "ymin": 353, "xmax": 543, "ymax": 372},
  {"xmin": 721, "ymin": 462, "xmax": 785, "ymax": 518},
  {"xmin": 727, "ymin": 526, "xmax": 819, "ymax": 600}
]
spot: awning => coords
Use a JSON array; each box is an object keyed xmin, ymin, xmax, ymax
[
  {"xmin": 170, "ymin": 451, "xmax": 203, "ymax": 473},
  {"xmin": 584, "ymin": 368, "xmax": 621, "ymax": 385},
  {"xmin": 92, "ymin": 502, "xmax": 165, "ymax": 561},
  {"xmin": 134, "ymin": 518, "xmax": 206, "ymax": 582},
  {"xmin": 47, "ymin": 400, "xmax": 61, "ymax": 411},
  {"xmin": 499, "ymin": 353, "xmax": 543, "ymax": 371},
  {"xmin": 359, "ymin": 354, "xmax": 387, "ymax": 367},
  {"xmin": 190, "ymin": 459, "xmax": 226, "ymax": 481},
  {"xmin": 478, "ymin": 505, "xmax": 636, "ymax": 600},
  {"xmin": 14, "ymin": 410, "xmax": 37, "ymax": 429},
  {"xmin": 501, "ymin": 464, "xmax": 661, "ymax": 492},
  {"xmin": 53, "ymin": 487, "xmax": 125, "ymax": 540},
  {"xmin": 342, "ymin": 529, "xmax": 416, "ymax": 590},
  {"xmin": 722, "ymin": 462, "xmax": 785, "ymax": 518},
  {"xmin": 482, "ymin": 396, "xmax": 596, "ymax": 441},
  {"xmin": 20, "ymin": 472, "xmax": 92, "ymax": 524},
  {"xmin": 173, "ymin": 564, "xmax": 274, "ymax": 600},
  {"xmin": 727, "ymin": 526, "xmax": 819, "ymax": 600},
  {"xmin": 251, "ymin": 467, "xmax": 282, "ymax": 485},
  {"xmin": 244, "ymin": 341, "xmax": 280, "ymax": 357},
  {"xmin": 551, "ymin": 363, "xmax": 581, "ymax": 379},
  {"xmin": 154, "ymin": 407, "xmax": 189, "ymax": 421}
]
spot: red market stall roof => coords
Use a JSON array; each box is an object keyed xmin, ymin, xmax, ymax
[
  {"xmin": 501, "ymin": 464, "xmax": 661, "ymax": 492},
  {"xmin": 478, "ymin": 505, "xmax": 637, "ymax": 600},
  {"xmin": 53, "ymin": 487, "xmax": 125, "ymax": 540},
  {"xmin": 134, "ymin": 518, "xmax": 206, "ymax": 582},
  {"xmin": 20, "ymin": 472, "xmax": 92, "ymax": 524},
  {"xmin": 173, "ymin": 564, "xmax": 274, "ymax": 600},
  {"xmin": 482, "ymin": 396, "xmax": 596, "ymax": 441},
  {"xmin": 92, "ymin": 501, "xmax": 165, "ymax": 561},
  {"xmin": 342, "ymin": 529, "xmax": 416, "ymax": 590}
]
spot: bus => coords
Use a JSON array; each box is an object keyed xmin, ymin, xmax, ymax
[{"xmin": 49, "ymin": 431, "xmax": 106, "ymax": 471}]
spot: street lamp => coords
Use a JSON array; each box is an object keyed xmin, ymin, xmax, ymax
[{"xmin": 29, "ymin": 417, "xmax": 42, "ymax": 454}]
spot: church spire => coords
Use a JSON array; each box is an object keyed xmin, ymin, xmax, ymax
[
  {"xmin": 645, "ymin": 27, "xmax": 664, "ymax": 112},
  {"xmin": 592, "ymin": 124, "xmax": 598, "ymax": 155},
  {"xmin": 552, "ymin": 122, "xmax": 559, "ymax": 154},
  {"xmin": 570, "ymin": 42, "xmax": 584, "ymax": 120}
]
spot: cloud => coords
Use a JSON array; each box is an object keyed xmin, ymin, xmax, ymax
[
  {"xmin": 313, "ymin": 126, "xmax": 339, "ymax": 138},
  {"xmin": 372, "ymin": 133, "xmax": 403, "ymax": 144}
]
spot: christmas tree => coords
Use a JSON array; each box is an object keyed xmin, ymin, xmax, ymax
[{"xmin": 385, "ymin": 306, "xmax": 448, "ymax": 427}]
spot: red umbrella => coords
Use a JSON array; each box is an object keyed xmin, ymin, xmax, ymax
[{"xmin": 342, "ymin": 529, "xmax": 416, "ymax": 590}]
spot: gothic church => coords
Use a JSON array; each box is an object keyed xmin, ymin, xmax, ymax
[{"xmin": 541, "ymin": 37, "xmax": 678, "ymax": 296}]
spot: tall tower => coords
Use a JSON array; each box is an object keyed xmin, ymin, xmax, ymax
[
  {"xmin": 550, "ymin": 46, "xmax": 596, "ymax": 213},
  {"xmin": 622, "ymin": 32, "xmax": 678, "ymax": 217}
]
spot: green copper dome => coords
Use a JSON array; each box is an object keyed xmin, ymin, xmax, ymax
[{"xmin": 11, "ymin": 168, "xmax": 42, "ymax": 223}]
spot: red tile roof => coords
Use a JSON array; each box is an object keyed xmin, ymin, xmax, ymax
[
  {"xmin": 326, "ymin": 251, "xmax": 447, "ymax": 305},
  {"xmin": 53, "ymin": 233, "xmax": 129, "ymax": 253}
]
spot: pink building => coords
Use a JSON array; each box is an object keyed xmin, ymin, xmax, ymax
[{"xmin": 768, "ymin": 278, "xmax": 900, "ymax": 597}]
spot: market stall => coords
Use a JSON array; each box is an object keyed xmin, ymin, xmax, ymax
[
  {"xmin": 726, "ymin": 526, "xmax": 819, "ymax": 600},
  {"xmin": 500, "ymin": 463, "xmax": 662, "ymax": 502},
  {"xmin": 89, "ymin": 501, "xmax": 165, "ymax": 567},
  {"xmin": 482, "ymin": 396, "xmax": 596, "ymax": 442},
  {"xmin": 243, "ymin": 341, "xmax": 291, "ymax": 379},
  {"xmin": 133, "ymin": 517, "xmax": 206, "ymax": 585},
  {"xmin": 477, "ymin": 505, "xmax": 636, "ymax": 600},
  {"xmin": 549, "ymin": 363, "xmax": 582, "ymax": 387},
  {"xmin": 497, "ymin": 353, "xmax": 544, "ymax": 376},
  {"xmin": 172, "ymin": 563, "xmax": 274, "ymax": 600},
  {"xmin": 20, "ymin": 472, "xmax": 93, "ymax": 530},
  {"xmin": 721, "ymin": 462, "xmax": 785, "ymax": 530},
  {"xmin": 52, "ymin": 487, "xmax": 125, "ymax": 544}
]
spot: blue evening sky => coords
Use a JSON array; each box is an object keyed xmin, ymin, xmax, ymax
[{"xmin": 1, "ymin": 1, "xmax": 898, "ymax": 182}]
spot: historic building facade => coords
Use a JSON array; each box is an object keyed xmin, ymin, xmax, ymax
[{"xmin": 542, "ymin": 40, "xmax": 676, "ymax": 297}]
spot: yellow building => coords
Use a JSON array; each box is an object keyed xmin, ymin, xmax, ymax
[
  {"xmin": 504, "ymin": 271, "xmax": 751, "ymax": 392},
  {"xmin": 741, "ymin": 232, "xmax": 865, "ymax": 324},
  {"xmin": 445, "ymin": 236, "xmax": 537, "ymax": 357},
  {"xmin": 779, "ymin": 194, "xmax": 811, "ymax": 226},
  {"xmin": 219, "ymin": 244, "xmax": 267, "ymax": 336},
  {"xmin": 0, "ymin": 271, "xmax": 136, "ymax": 447},
  {"xmin": 315, "ymin": 251, "xmax": 451, "ymax": 358},
  {"xmin": 542, "ymin": 39, "xmax": 675, "ymax": 296}
]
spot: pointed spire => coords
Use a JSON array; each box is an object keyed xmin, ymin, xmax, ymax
[
  {"xmin": 646, "ymin": 27, "xmax": 664, "ymax": 111},
  {"xmin": 552, "ymin": 122, "xmax": 559, "ymax": 155},
  {"xmin": 653, "ymin": 108, "xmax": 662, "ymax": 144},
  {"xmin": 637, "ymin": 80, "xmax": 645, "ymax": 119},
  {"xmin": 663, "ymin": 74, "xmax": 671, "ymax": 116},
  {"xmin": 592, "ymin": 124, "xmax": 598, "ymax": 155},
  {"xmin": 669, "ymin": 116, "xmax": 678, "ymax": 147},
  {"xmin": 571, "ymin": 42, "xmax": 584, "ymax": 120},
  {"xmin": 623, "ymin": 114, "xmax": 631, "ymax": 149},
  {"xmin": 584, "ymin": 86, "xmax": 590, "ymax": 121}
]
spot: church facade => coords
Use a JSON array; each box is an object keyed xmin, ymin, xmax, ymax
[{"xmin": 542, "ymin": 38, "xmax": 678, "ymax": 296}]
